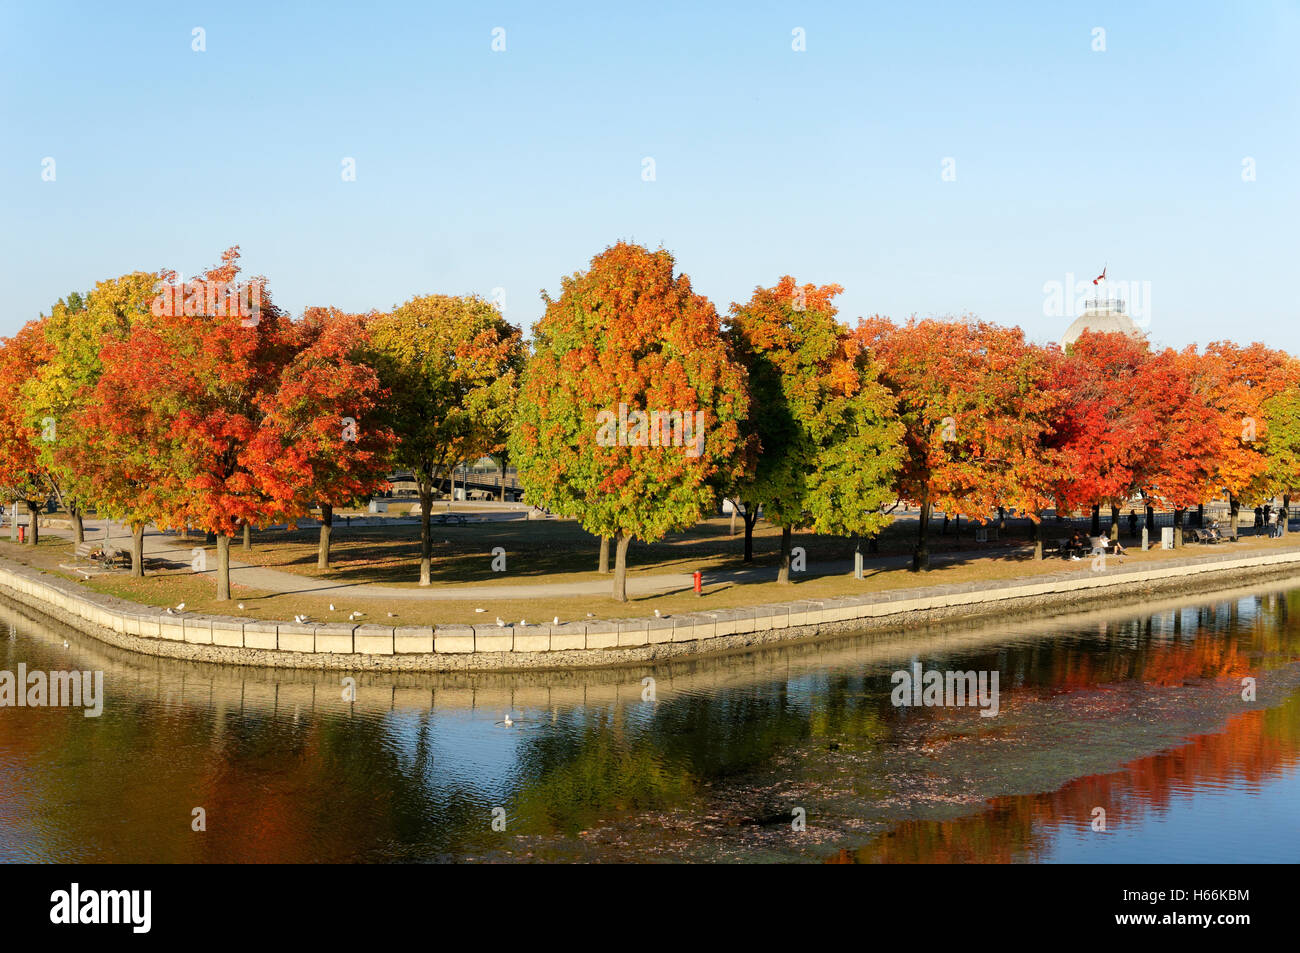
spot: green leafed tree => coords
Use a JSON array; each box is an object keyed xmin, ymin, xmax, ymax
[
  {"xmin": 25, "ymin": 274, "xmax": 160, "ymax": 545},
  {"xmin": 369, "ymin": 295, "xmax": 524, "ymax": 585},
  {"xmin": 727, "ymin": 277, "xmax": 904, "ymax": 581},
  {"xmin": 1261, "ymin": 380, "xmax": 1300, "ymax": 533}
]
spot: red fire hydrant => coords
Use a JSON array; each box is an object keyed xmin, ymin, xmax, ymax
[{"xmin": 693, "ymin": 570, "xmax": 702, "ymax": 596}]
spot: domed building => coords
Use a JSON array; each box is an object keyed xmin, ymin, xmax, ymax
[{"xmin": 1061, "ymin": 295, "xmax": 1143, "ymax": 349}]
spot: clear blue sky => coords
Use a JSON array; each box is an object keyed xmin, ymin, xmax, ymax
[{"xmin": 3, "ymin": 1, "xmax": 1298, "ymax": 350}]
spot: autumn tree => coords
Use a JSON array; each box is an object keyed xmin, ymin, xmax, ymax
[
  {"xmin": 74, "ymin": 248, "xmax": 293, "ymax": 596},
  {"xmin": 370, "ymin": 295, "xmax": 523, "ymax": 586},
  {"xmin": 0, "ymin": 321, "xmax": 56, "ymax": 546},
  {"xmin": 511, "ymin": 241, "xmax": 748, "ymax": 601},
  {"xmin": 249, "ymin": 307, "xmax": 397, "ymax": 570},
  {"xmin": 1190, "ymin": 342, "xmax": 1297, "ymax": 535},
  {"xmin": 856, "ymin": 317, "xmax": 1067, "ymax": 570},
  {"xmin": 727, "ymin": 277, "xmax": 903, "ymax": 581},
  {"xmin": 1054, "ymin": 331, "xmax": 1171, "ymax": 541},
  {"xmin": 1137, "ymin": 346, "xmax": 1229, "ymax": 542}
]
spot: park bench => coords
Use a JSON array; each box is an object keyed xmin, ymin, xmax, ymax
[
  {"xmin": 1190, "ymin": 528, "xmax": 1219, "ymax": 544},
  {"xmin": 74, "ymin": 541, "xmax": 129, "ymax": 570},
  {"xmin": 431, "ymin": 513, "xmax": 468, "ymax": 525}
]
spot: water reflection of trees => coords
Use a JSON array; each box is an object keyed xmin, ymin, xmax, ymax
[{"xmin": 829, "ymin": 694, "xmax": 1300, "ymax": 864}]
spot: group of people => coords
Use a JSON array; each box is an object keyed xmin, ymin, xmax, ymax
[
  {"xmin": 1254, "ymin": 505, "xmax": 1289, "ymax": 538},
  {"xmin": 1064, "ymin": 531, "xmax": 1127, "ymax": 559}
]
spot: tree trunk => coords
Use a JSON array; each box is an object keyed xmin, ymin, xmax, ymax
[
  {"xmin": 216, "ymin": 534, "xmax": 231, "ymax": 600},
  {"xmin": 419, "ymin": 483, "xmax": 433, "ymax": 586},
  {"xmin": 1174, "ymin": 508, "xmax": 1184, "ymax": 548},
  {"xmin": 1109, "ymin": 505, "xmax": 1119, "ymax": 541},
  {"xmin": 598, "ymin": 535, "xmax": 610, "ymax": 574},
  {"xmin": 26, "ymin": 503, "xmax": 38, "ymax": 547},
  {"xmin": 743, "ymin": 504, "xmax": 758, "ymax": 562},
  {"xmin": 729, "ymin": 504, "xmax": 737, "ymax": 536},
  {"xmin": 1283, "ymin": 495, "xmax": 1291, "ymax": 536},
  {"xmin": 776, "ymin": 524, "xmax": 793, "ymax": 584},
  {"xmin": 1229, "ymin": 495, "xmax": 1240, "ymax": 538},
  {"xmin": 70, "ymin": 506, "xmax": 84, "ymax": 544},
  {"xmin": 1145, "ymin": 504, "xmax": 1154, "ymax": 537},
  {"xmin": 1034, "ymin": 513, "xmax": 1045, "ymax": 560},
  {"xmin": 130, "ymin": 522, "xmax": 145, "ymax": 577},
  {"xmin": 1090, "ymin": 505, "xmax": 1100, "ymax": 536},
  {"xmin": 318, "ymin": 503, "xmax": 333, "ymax": 570},
  {"xmin": 913, "ymin": 492, "xmax": 931, "ymax": 571},
  {"xmin": 612, "ymin": 530, "xmax": 631, "ymax": 602},
  {"xmin": 242, "ymin": 521, "xmax": 251, "ymax": 551}
]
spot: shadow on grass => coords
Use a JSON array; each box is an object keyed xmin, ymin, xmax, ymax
[{"xmin": 201, "ymin": 516, "xmax": 1080, "ymax": 588}]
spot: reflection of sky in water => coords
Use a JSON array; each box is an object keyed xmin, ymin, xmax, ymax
[{"xmin": 389, "ymin": 709, "xmax": 514, "ymax": 800}]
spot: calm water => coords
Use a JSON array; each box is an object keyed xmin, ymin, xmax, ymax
[{"xmin": 2, "ymin": 581, "xmax": 1299, "ymax": 863}]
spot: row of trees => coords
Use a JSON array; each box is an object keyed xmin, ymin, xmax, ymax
[
  {"xmin": 512, "ymin": 243, "xmax": 1300, "ymax": 591},
  {"xmin": 4, "ymin": 241, "xmax": 1300, "ymax": 602},
  {"xmin": 0, "ymin": 248, "xmax": 523, "ymax": 599}
]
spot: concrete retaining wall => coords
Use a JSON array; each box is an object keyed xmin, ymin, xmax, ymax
[{"xmin": 5, "ymin": 548, "xmax": 1300, "ymax": 671}]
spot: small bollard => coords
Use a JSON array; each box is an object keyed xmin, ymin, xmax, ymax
[
  {"xmin": 854, "ymin": 548, "xmax": 864, "ymax": 580},
  {"xmin": 18, "ymin": 525, "xmax": 25, "ymax": 544},
  {"xmin": 693, "ymin": 570, "xmax": 702, "ymax": 596},
  {"xmin": 1141, "ymin": 527, "xmax": 1149, "ymax": 552}
]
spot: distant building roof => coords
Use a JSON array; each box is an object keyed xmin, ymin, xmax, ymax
[{"xmin": 1061, "ymin": 298, "xmax": 1143, "ymax": 348}]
